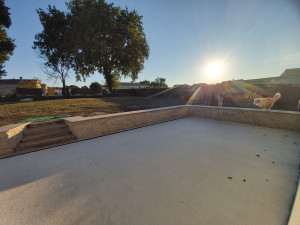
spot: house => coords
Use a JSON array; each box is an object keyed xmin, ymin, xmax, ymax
[
  {"xmin": 0, "ymin": 77, "xmax": 42, "ymax": 97},
  {"xmin": 52, "ymin": 87, "xmax": 63, "ymax": 95},
  {"xmin": 51, "ymin": 86, "xmax": 73, "ymax": 95},
  {"xmin": 117, "ymin": 82, "xmax": 148, "ymax": 89},
  {"xmin": 270, "ymin": 68, "xmax": 300, "ymax": 85},
  {"xmin": 235, "ymin": 68, "xmax": 300, "ymax": 86}
]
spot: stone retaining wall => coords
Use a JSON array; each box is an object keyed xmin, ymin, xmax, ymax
[
  {"xmin": 64, "ymin": 106, "xmax": 188, "ymax": 140},
  {"xmin": 288, "ymin": 177, "xmax": 300, "ymax": 225},
  {"xmin": 188, "ymin": 105, "xmax": 300, "ymax": 132},
  {"xmin": 1, "ymin": 106, "xmax": 299, "ymax": 157},
  {"xmin": 0, "ymin": 123, "xmax": 29, "ymax": 156}
]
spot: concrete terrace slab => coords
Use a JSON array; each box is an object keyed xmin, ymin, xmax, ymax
[{"xmin": 0, "ymin": 118, "xmax": 299, "ymax": 225}]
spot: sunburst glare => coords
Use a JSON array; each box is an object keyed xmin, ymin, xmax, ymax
[{"xmin": 206, "ymin": 63, "xmax": 223, "ymax": 77}]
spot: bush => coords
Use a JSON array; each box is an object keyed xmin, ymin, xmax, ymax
[
  {"xmin": 81, "ymin": 86, "xmax": 89, "ymax": 95},
  {"xmin": 16, "ymin": 88, "xmax": 42, "ymax": 97},
  {"xmin": 89, "ymin": 82, "xmax": 102, "ymax": 94},
  {"xmin": 71, "ymin": 86, "xmax": 81, "ymax": 95},
  {"xmin": 102, "ymin": 89, "xmax": 108, "ymax": 95}
]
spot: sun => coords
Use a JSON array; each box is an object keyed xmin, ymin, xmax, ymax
[{"xmin": 206, "ymin": 63, "xmax": 223, "ymax": 77}]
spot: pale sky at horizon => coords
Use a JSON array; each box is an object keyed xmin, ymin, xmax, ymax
[{"xmin": 4, "ymin": 0, "xmax": 300, "ymax": 87}]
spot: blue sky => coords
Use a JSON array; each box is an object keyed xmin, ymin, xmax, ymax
[{"xmin": 4, "ymin": 0, "xmax": 300, "ymax": 87}]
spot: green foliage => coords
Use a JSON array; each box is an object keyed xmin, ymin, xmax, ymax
[
  {"xmin": 0, "ymin": 0, "xmax": 15, "ymax": 78},
  {"xmin": 140, "ymin": 80, "xmax": 151, "ymax": 86},
  {"xmin": 111, "ymin": 71, "xmax": 121, "ymax": 90},
  {"xmin": 16, "ymin": 88, "xmax": 43, "ymax": 97},
  {"xmin": 89, "ymin": 82, "xmax": 103, "ymax": 94},
  {"xmin": 81, "ymin": 86, "xmax": 89, "ymax": 95},
  {"xmin": 102, "ymin": 89, "xmax": 108, "ymax": 95},
  {"xmin": 0, "ymin": 0, "xmax": 12, "ymax": 28},
  {"xmin": 34, "ymin": 0, "xmax": 149, "ymax": 92},
  {"xmin": 151, "ymin": 77, "xmax": 167, "ymax": 88},
  {"xmin": 70, "ymin": 85, "xmax": 81, "ymax": 95},
  {"xmin": 66, "ymin": 0, "xmax": 149, "ymax": 92},
  {"xmin": 140, "ymin": 77, "xmax": 168, "ymax": 88},
  {"xmin": 33, "ymin": 6, "xmax": 73, "ymax": 96},
  {"xmin": 19, "ymin": 115, "xmax": 69, "ymax": 123}
]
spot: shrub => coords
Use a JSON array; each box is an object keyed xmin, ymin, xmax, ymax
[{"xmin": 89, "ymin": 82, "xmax": 102, "ymax": 94}]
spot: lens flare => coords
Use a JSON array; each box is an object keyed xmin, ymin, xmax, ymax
[{"xmin": 206, "ymin": 63, "xmax": 222, "ymax": 77}]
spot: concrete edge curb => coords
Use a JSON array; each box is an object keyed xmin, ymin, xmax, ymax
[{"xmin": 288, "ymin": 171, "xmax": 300, "ymax": 225}]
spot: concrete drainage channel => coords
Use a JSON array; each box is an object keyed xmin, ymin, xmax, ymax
[{"xmin": 0, "ymin": 105, "xmax": 299, "ymax": 224}]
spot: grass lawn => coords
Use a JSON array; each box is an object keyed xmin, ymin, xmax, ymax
[
  {"xmin": 19, "ymin": 115, "xmax": 71, "ymax": 123},
  {"xmin": 0, "ymin": 96, "xmax": 182, "ymax": 127}
]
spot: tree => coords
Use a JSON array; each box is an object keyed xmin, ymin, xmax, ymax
[
  {"xmin": 67, "ymin": 0, "xmax": 149, "ymax": 92},
  {"xmin": 69, "ymin": 85, "xmax": 80, "ymax": 95},
  {"xmin": 33, "ymin": 6, "xmax": 73, "ymax": 97},
  {"xmin": 90, "ymin": 82, "xmax": 103, "ymax": 95},
  {"xmin": 0, "ymin": 0, "xmax": 15, "ymax": 78},
  {"xmin": 151, "ymin": 77, "xmax": 168, "ymax": 88},
  {"xmin": 81, "ymin": 85, "xmax": 89, "ymax": 95},
  {"xmin": 140, "ymin": 80, "xmax": 151, "ymax": 86}
]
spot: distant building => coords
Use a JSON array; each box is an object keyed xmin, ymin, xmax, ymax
[
  {"xmin": 270, "ymin": 68, "xmax": 300, "ymax": 85},
  {"xmin": 117, "ymin": 82, "xmax": 148, "ymax": 89},
  {"xmin": 41, "ymin": 84, "xmax": 48, "ymax": 96},
  {"xmin": 0, "ymin": 77, "xmax": 42, "ymax": 97},
  {"xmin": 52, "ymin": 86, "xmax": 72, "ymax": 96},
  {"xmin": 235, "ymin": 68, "xmax": 300, "ymax": 86}
]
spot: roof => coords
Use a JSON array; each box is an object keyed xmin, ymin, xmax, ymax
[
  {"xmin": 238, "ymin": 77, "xmax": 277, "ymax": 84},
  {"xmin": 235, "ymin": 68, "xmax": 300, "ymax": 85},
  {"xmin": 280, "ymin": 68, "xmax": 300, "ymax": 78},
  {"xmin": 0, "ymin": 79, "xmax": 33, "ymax": 85},
  {"xmin": 119, "ymin": 82, "xmax": 147, "ymax": 87}
]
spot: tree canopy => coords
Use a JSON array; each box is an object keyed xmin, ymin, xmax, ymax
[
  {"xmin": 140, "ymin": 77, "xmax": 168, "ymax": 88},
  {"xmin": 33, "ymin": 6, "xmax": 73, "ymax": 96},
  {"xmin": 152, "ymin": 77, "xmax": 168, "ymax": 88},
  {"xmin": 140, "ymin": 80, "xmax": 151, "ymax": 86},
  {"xmin": 67, "ymin": 0, "xmax": 149, "ymax": 92},
  {"xmin": 89, "ymin": 82, "xmax": 103, "ymax": 94},
  {"xmin": 0, "ymin": 0, "xmax": 15, "ymax": 78},
  {"xmin": 34, "ymin": 0, "xmax": 149, "ymax": 92}
]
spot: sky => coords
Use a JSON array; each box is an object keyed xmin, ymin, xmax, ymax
[{"xmin": 4, "ymin": 0, "xmax": 300, "ymax": 87}]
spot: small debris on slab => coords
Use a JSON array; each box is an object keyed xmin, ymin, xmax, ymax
[
  {"xmin": 243, "ymin": 179, "xmax": 246, "ymax": 182},
  {"xmin": 256, "ymin": 154, "xmax": 260, "ymax": 157},
  {"xmin": 227, "ymin": 176, "xmax": 233, "ymax": 180}
]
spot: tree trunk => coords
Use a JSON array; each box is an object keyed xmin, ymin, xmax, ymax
[
  {"xmin": 104, "ymin": 69, "xmax": 113, "ymax": 93},
  {"xmin": 61, "ymin": 78, "xmax": 68, "ymax": 97}
]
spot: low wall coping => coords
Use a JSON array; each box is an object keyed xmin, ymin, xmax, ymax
[
  {"xmin": 64, "ymin": 105, "xmax": 187, "ymax": 122},
  {"xmin": 288, "ymin": 176, "xmax": 300, "ymax": 225},
  {"xmin": 188, "ymin": 105, "xmax": 300, "ymax": 115},
  {"xmin": 0, "ymin": 122, "xmax": 30, "ymax": 156},
  {"xmin": 0, "ymin": 122, "xmax": 30, "ymax": 133}
]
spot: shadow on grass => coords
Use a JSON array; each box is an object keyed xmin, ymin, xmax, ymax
[{"xmin": 101, "ymin": 96, "xmax": 183, "ymax": 111}]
